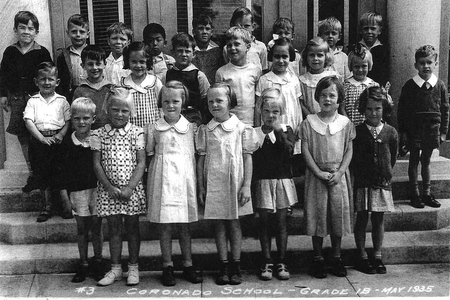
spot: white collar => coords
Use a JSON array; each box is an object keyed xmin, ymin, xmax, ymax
[
  {"xmin": 347, "ymin": 77, "xmax": 374, "ymax": 86},
  {"xmin": 71, "ymin": 131, "xmax": 91, "ymax": 147},
  {"xmin": 413, "ymin": 74, "xmax": 437, "ymax": 88},
  {"xmin": 332, "ymin": 46, "xmax": 343, "ymax": 54},
  {"xmin": 69, "ymin": 45, "xmax": 85, "ymax": 56},
  {"xmin": 37, "ymin": 92, "xmax": 61, "ymax": 104},
  {"xmin": 307, "ymin": 113, "xmax": 350, "ymax": 136},
  {"xmin": 255, "ymin": 124, "xmax": 287, "ymax": 146},
  {"xmin": 299, "ymin": 70, "xmax": 339, "ymax": 87},
  {"xmin": 206, "ymin": 114, "xmax": 240, "ymax": 131},
  {"xmin": 365, "ymin": 122, "xmax": 384, "ymax": 135},
  {"xmin": 79, "ymin": 77, "xmax": 111, "ymax": 90},
  {"xmin": 155, "ymin": 115, "xmax": 191, "ymax": 133},
  {"xmin": 265, "ymin": 71, "xmax": 292, "ymax": 85},
  {"xmin": 194, "ymin": 41, "xmax": 219, "ymax": 52},
  {"xmin": 122, "ymin": 74, "xmax": 156, "ymax": 93},
  {"xmin": 171, "ymin": 64, "xmax": 198, "ymax": 72},
  {"xmin": 104, "ymin": 122, "xmax": 132, "ymax": 136},
  {"xmin": 359, "ymin": 39, "xmax": 382, "ymax": 51},
  {"xmin": 106, "ymin": 52, "xmax": 124, "ymax": 63}
]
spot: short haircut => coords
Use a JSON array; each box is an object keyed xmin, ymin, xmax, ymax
[
  {"xmin": 208, "ymin": 82, "xmax": 238, "ymax": 109},
  {"xmin": 158, "ymin": 80, "xmax": 189, "ymax": 108},
  {"xmin": 348, "ymin": 45, "xmax": 373, "ymax": 70},
  {"xmin": 229, "ymin": 7, "xmax": 253, "ymax": 27},
  {"xmin": 301, "ymin": 37, "xmax": 334, "ymax": 68},
  {"xmin": 260, "ymin": 87, "xmax": 285, "ymax": 115},
  {"xmin": 14, "ymin": 11, "xmax": 39, "ymax": 31},
  {"xmin": 314, "ymin": 76, "xmax": 344, "ymax": 104},
  {"xmin": 268, "ymin": 38, "xmax": 295, "ymax": 62},
  {"xmin": 81, "ymin": 45, "xmax": 106, "ymax": 64},
  {"xmin": 318, "ymin": 17, "xmax": 342, "ymax": 35},
  {"xmin": 67, "ymin": 14, "xmax": 89, "ymax": 30},
  {"xmin": 358, "ymin": 86, "xmax": 392, "ymax": 116},
  {"xmin": 171, "ymin": 32, "xmax": 196, "ymax": 51},
  {"xmin": 143, "ymin": 23, "xmax": 166, "ymax": 44},
  {"xmin": 71, "ymin": 97, "xmax": 96, "ymax": 115},
  {"xmin": 192, "ymin": 14, "xmax": 214, "ymax": 29},
  {"xmin": 122, "ymin": 41, "xmax": 151, "ymax": 70},
  {"xmin": 415, "ymin": 45, "xmax": 438, "ymax": 62},
  {"xmin": 359, "ymin": 12, "xmax": 383, "ymax": 29},
  {"xmin": 225, "ymin": 26, "xmax": 252, "ymax": 44},
  {"xmin": 103, "ymin": 86, "xmax": 135, "ymax": 118},
  {"xmin": 272, "ymin": 17, "xmax": 294, "ymax": 33},
  {"xmin": 107, "ymin": 22, "xmax": 133, "ymax": 41},
  {"xmin": 35, "ymin": 61, "xmax": 58, "ymax": 78}
]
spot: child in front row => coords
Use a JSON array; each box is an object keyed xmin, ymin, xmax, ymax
[
  {"xmin": 352, "ymin": 86, "xmax": 397, "ymax": 275},
  {"xmin": 92, "ymin": 87, "xmax": 146, "ymax": 287},
  {"xmin": 196, "ymin": 83, "xmax": 258, "ymax": 285},
  {"xmin": 398, "ymin": 45, "xmax": 449, "ymax": 209},
  {"xmin": 252, "ymin": 88, "xmax": 298, "ymax": 281},
  {"xmin": 300, "ymin": 76, "xmax": 354, "ymax": 279},
  {"xmin": 147, "ymin": 81, "xmax": 202, "ymax": 287},
  {"xmin": 63, "ymin": 98, "xmax": 103, "ymax": 283}
]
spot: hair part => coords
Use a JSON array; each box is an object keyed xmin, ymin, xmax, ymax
[
  {"xmin": 225, "ymin": 26, "xmax": 252, "ymax": 44},
  {"xmin": 357, "ymin": 86, "xmax": 392, "ymax": 116},
  {"xmin": 143, "ymin": 23, "xmax": 166, "ymax": 43},
  {"xmin": 268, "ymin": 38, "xmax": 295, "ymax": 62},
  {"xmin": 103, "ymin": 86, "xmax": 135, "ymax": 118},
  {"xmin": 107, "ymin": 22, "xmax": 133, "ymax": 41},
  {"xmin": 229, "ymin": 7, "xmax": 253, "ymax": 27},
  {"xmin": 272, "ymin": 17, "xmax": 294, "ymax": 33},
  {"xmin": 260, "ymin": 87, "xmax": 286, "ymax": 115},
  {"xmin": 193, "ymin": 14, "xmax": 214, "ymax": 29},
  {"xmin": 301, "ymin": 37, "xmax": 334, "ymax": 68},
  {"xmin": 122, "ymin": 41, "xmax": 150, "ymax": 70},
  {"xmin": 318, "ymin": 17, "xmax": 342, "ymax": 35},
  {"xmin": 14, "ymin": 11, "xmax": 39, "ymax": 31},
  {"xmin": 67, "ymin": 14, "xmax": 89, "ymax": 30},
  {"xmin": 35, "ymin": 61, "xmax": 58, "ymax": 78},
  {"xmin": 71, "ymin": 97, "xmax": 96, "ymax": 115},
  {"xmin": 208, "ymin": 82, "xmax": 238, "ymax": 109},
  {"xmin": 81, "ymin": 45, "xmax": 106, "ymax": 64},
  {"xmin": 314, "ymin": 76, "xmax": 344, "ymax": 104},
  {"xmin": 359, "ymin": 12, "xmax": 383, "ymax": 29},
  {"xmin": 415, "ymin": 45, "xmax": 438, "ymax": 62},
  {"xmin": 158, "ymin": 80, "xmax": 189, "ymax": 108},
  {"xmin": 171, "ymin": 32, "xmax": 196, "ymax": 51}
]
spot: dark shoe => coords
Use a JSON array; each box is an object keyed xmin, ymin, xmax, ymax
[
  {"xmin": 331, "ymin": 257, "xmax": 347, "ymax": 277},
  {"xmin": 37, "ymin": 210, "xmax": 51, "ymax": 222},
  {"xmin": 72, "ymin": 265, "xmax": 88, "ymax": 283},
  {"xmin": 308, "ymin": 259, "xmax": 327, "ymax": 279},
  {"xmin": 161, "ymin": 266, "xmax": 176, "ymax": 286},
  {"xmin": 372, "ymin": 259, "xmax": 387, "ymax": 274},
  {"xmin": 410, "ymin": 195, "xmax": 425, "ymax": 209},
  {"xmin": 183, "ymin": 266, "xmax": 203, "ymax": 284},
  {"xmin": 355, "ymin": 258, "xmax": 375, "ymax": 274},
  {"xmin": 216, "ymin": 262, "xmax": 230, "ymax": 285},
  {"xmin": 61, "ymin": 210, "xmax": 74, "ymax": 219},
  {"xmin": 229, "ymin": 261, "xmax": 243, "ymax": 285},
  {"xmin": 422, "ymin": 194, "xmax": 441, "ymax": 208},
  {"xmin": 90, "ymin": 259, "xmax": 104, "ymax": 281},
  {"xmin": 22, "ymin": 175, "xmax": 39, "ymax": 193}
]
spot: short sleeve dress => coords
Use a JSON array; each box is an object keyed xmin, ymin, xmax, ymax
[
  {"xmin": 196, "ymin": 114, "xmax": 259, "ymax": 219},
  {"xmin": 299, "ymin": 70, "xmax": 340, "ymax": 115},
  {"xmin": 300, "ymin": 114, "xmax": 355, "ymax": 237},
  {"xmin": 146, "ymin": 116, "xmax": 198, "ymax": 223},
  {"xmin": 90, "ymin": 122, "xmax": 146, "ymax": 217}
]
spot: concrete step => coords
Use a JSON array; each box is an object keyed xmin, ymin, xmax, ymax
[
  {"xmin": 0, "ymin": 227, "xmax": 448, "ymax": 275},
  {"xmin": 393, "ymin": 155, "xmax": 450, "ymax": 178},
  {"xmin": 1, "ymin": 199, "xmax": 449, "ymax": 244}
]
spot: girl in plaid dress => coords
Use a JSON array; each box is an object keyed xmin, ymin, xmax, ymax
[
  {"xmin": 121, "ymin": 42, "xmax": 163, "ymax": 128},
  {"xmin": 91, "ymin": 87, "xmax": 146, "ymax": 286}
]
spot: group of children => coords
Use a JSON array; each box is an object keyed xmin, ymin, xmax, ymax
[{"xmin": 0, "ymin": 6, "xmax": 448, "ymax": 289}]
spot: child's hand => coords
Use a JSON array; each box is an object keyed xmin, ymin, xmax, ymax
[
  {"xmin": 120, "ymin": 186, "xmax": 133, "ymax": 201},
  {"xmin": 317, "ymin": 171, "xmax": 333, "ymax": 182},
  {"xmin": 328, "ymin": 170, "xmax": 343, "ymax": 186},
  {"xmin": 106, "ymin": 185, "xmax": 121, "ymax": 200},
  {"xmin": 52, "ymin": 132, "xmax": 64, "ymax": 144},
  {"xmin": 238, "ymin": 186, "xmax": 251, "ymax": 207},
  {"xmin": 440, "ymin": 133, "xmax": 447, "ymax": 144},
  {"xmin": 40, "ymin": 136, "xmax": 54, "ymax": 146},
  {"xmin": 0, "ymin": 97, "xmax": 8, "ymax": 112},
  {"xmin": 197, "ymin": 186, "xmax": 206, "ymax": 206},
  {"xmin": 271, "ymin": 119, "xmax": 283, "ymax": 131}
]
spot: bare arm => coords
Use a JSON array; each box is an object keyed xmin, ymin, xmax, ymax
[
  {"xmin": 254, "ymin": 95, "xmax": 261, "ymax": 127},
  {"xmin": 53, "ymin": 121, "xmax": 70, "ymax": 144},
  {"xmin": 25, "ymin": 118, "xmax": 53, "ymax": 145},
  {"xmin": 238, "ymin": 153, "xmax": 253, "ymax": 206},
  {"xmin": 0, "ymin": 97, "xmax": 8, "ymax": 112},
  {"xmin": 196, "ymin": 155, "xmax": 206, "ymax": 206}
]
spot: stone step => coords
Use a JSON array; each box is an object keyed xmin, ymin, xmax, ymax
[
  {"xmin": 393, "ymin": 155, "xmax": 450, "ymax": 177},
  {"xmin": 1, "ymin": 228, "xmax": 448, "ymax": 275},
  {"xmin": 1, "ymin": 199, "xmax": 449, "ymax": 244}
]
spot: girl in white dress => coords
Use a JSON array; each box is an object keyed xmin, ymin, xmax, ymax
[
  {"xmin": 196, "ymin": 82, "xmax": 258, "ymax": 285},
  {"xmin": 146, "ymin": 81, "xmax": 202, "ymax": 286}
]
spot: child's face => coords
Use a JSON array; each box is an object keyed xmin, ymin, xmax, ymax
[
  {"xmin": 208, "ymin": 87, "xmax": 230, "ymax": 122},
  {"xmin": 415, "ymin": 55, "xmax": 437, "ymax": 81},
  {"xmin": 234, "ymin": 14, "xmax": 254, "ymax": 34},
  {"xmin": 193, "ymin": 24, "xmax": 213, "ymax": 44},
  {"xmin": 161, "ymin": 88, "xmax": 183, "ymax": 123},
  {"xmin": 108, "ymin": 32, "xmax": 130, "ymax": 57},
  {"xmin": 360, "ymin": 21, "xmax": 381, "ymax": 46},
  {"xmin": 108, "ymin": 98, "xmax": 131, "ymax": 128},
  {"xmin": 173, "ymin": 46, "xmax": 194, "ymax": 69},
  {"xmin": 320, "ymin": 28, "xmax": 340, "ymax": 49},
  {"xmin": 14, "ymin": 20, "xmax": 37, "ymax": 46},
  {"xmin": 352, "ymin": 56, "xmax": 369, "ymax": 82},
  {"xmin": 261, "ymin": 99, "xmax": 282, "ymax": 128},
  {"xmin": 274, "ymin": 27, "xmax": 293, "ymax": 42},
  {"xmin": 271, "ymin": 45, "xmax": 290, "ymax": 75},
  {"xmin": 307, "ymin": 45, "xmax": 326, "ymax": 74},
  {"xmin": 82, "ymin": 58, "xmax": 105, "ymax": 82},
  {"xmin": 318, "ymin": 84, "xmax": 339, "ymax": 114},
  {"xmin": 35, "ymin": 70, "xmax": 59, "ymax": 98},
  {"xmin": 364, "ymin": 98, "xmax": 383, "ymax": 127},
  {"xmin": 72, "ymin": 110, "xmax": 95, "ymax": 135},
  {"xmin": 226, "ymin": 37, "xmax": 250, "ymax": 65},
  {"xmin": 129, "ymin": 50, "xmax": 147, "ymax": 80},
  {"xmin": 67, "ymin": 23, "xmax": 89, "ymax": 49},
  {"xmin": 146, "ymin": 33, "xmax": 166, "ymax": 56}
]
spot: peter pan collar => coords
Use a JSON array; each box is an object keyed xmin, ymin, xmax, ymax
[
  {"xmin": 71, "ymin": 131, "xmax": 91, "ymax": 147},
  {"xmin": 365, "ymin": 122, "xmax": 384, "ymax": 135},
  {"xmin": 255, "ymin": 124, "xmax": 287, "ymax": 146},
  {"xmin": 265, "ymin": 71, "xmax": 291, "ymax": 85},
  {"xmin": 413, "ymin": 74, "xmax": 437, "ymax": 88},
  {"xmin": 308, "ymin": 113, "xmax": 349, "ymax": 136},
  {"xmin": 207, "ymin": 114, "xmax": 240, "ymax": 131},
  {"xmin": 122, "ymin": 74, "xmax": 156, "ymax": 93},
  {"xmin": 105, "ymin": 122, "xmax": 132, "ymax": 136},
  {"xmin": 299, "ymin": 70, "xmax": 339, "ymax": 87},
  {"xmin": 347, "ymin": 77, "xmax": 375, "ymax": 86},
  {"xmin": 155, "ymin": 115, "xmax": 190, "ymax": 133}
]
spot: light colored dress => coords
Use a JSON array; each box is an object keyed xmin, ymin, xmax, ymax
[
  {"xmin": 146, "ymin": 116, "xmax": 198, "ymax": 223},
  {"xmin": 299, "ymin": 70, "xmax": 339, "ymax": 115},
  {"xmin": 300, "ymin": 114, "xmax": 355, "ymax": 237},
  {"xmin": 196, "ymin": 114, "xmax": 259, "ymax": 219},
  {"xmin": 90, "ymin": 122, "xmax": 147, "ymax": 217}
]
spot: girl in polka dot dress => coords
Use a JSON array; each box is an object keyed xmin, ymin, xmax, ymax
[{"xmin": 91, "ymin": 87, "xmax": 146, "ymax": 287}]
